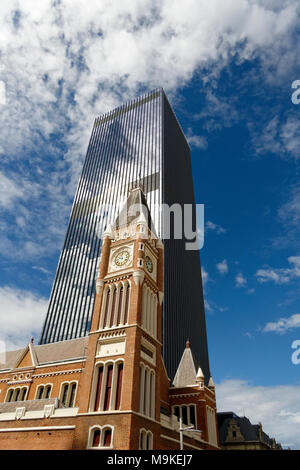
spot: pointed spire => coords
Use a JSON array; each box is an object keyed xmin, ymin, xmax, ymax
[
  {"xmin": 208, "ymin": 376, "xmax": 215, "ymax": 388},
  {"xmin": 196, "ymin": 366, "xmax": 204, "ymax": 380},
  {"xmin": 173, "ymin": 341, "xmax": 197, "ymax": 388},
  {"xmin": 103, "ymin": 223, "xmax": 114, "ymax": 239},
  {"xmin": 114, "ymin": 187, "xmax": 156, "ymax": 236},
  {"xmin": 185, "ymin": 339, "xmax": 190, "ymax": 349}
]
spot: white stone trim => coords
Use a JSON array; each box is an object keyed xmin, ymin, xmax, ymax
[{"xmin": 0, "ymin": 425, "xmax": 75, "ymax": 432}]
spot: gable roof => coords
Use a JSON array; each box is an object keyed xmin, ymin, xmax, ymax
[{"xmin": 0, "ymin": 336, "xmax": 89, "ymax": 371}]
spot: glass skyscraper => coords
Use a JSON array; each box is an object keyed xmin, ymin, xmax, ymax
[{"xmin": 40, "ymin": 88, "xmax": 211, "ymax": 382}]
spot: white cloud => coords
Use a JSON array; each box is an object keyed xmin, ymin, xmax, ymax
[
  {"xmin": 256, "ymin": 256, "xmax": 300, "ymax": 284},
  {"xmin": 0, "ymin": 81, "xmax": 6, "ymax": 105},
  {"xmin": 235, "ymin": 272, "xmax": 247, "ymax": 287},
  {"xmin": 0, "ymin": 285, "xmax": 47, "ymax": 351},
  {"xmin": 216, "ymin": 259, "xmax": 228, "ymax": 275},
  {"xmin": 262, "ymin": 313, "xmax": 300, "ymax": 334},
  {"xmin": 253, "ymin": 115, "xmax": 300, "ymax": 161},
  {"xmin": 217, "ymin": 379, "xmax": 300, "ymax": 449},
  {"xmin": 205, "ymin": 220, "xmax": 226, "ymax": 234},
  {"xmin": 0, "ymin": 0, "xmax": 297, "ymax": 262},
  {"xmin": 186, "ymin": 128, "xmax": 207, "ymax": 149},
  {"xmin": 201, "ymin": 266, "xmax": 210, "ymax": 286},
  {"xmin": 0, "ymin": 172, "xmax": 24, "ymax": 208}
]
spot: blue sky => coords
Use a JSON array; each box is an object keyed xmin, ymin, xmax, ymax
[{"xmin": 0, "ymin": 0, "xmax": 300, "ymax": 448}]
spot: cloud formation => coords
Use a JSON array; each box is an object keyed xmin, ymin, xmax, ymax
[
  {"xmin": 0, "ymin": 0, "xmax": 298, "ymax": 263},
  {"xmin": 256, "ymin": 256, "xmax": 300, "ymax": 284},
  {"xmin": 262, "ymin": 313, "xmax": 300, "ymax": 334},
  {"xmin": 216, "ymin": 259, "xmax": 229, "ymax": 275},
  {"xmin": 235, "ymin": 272, "xmax": 247, "ymax": 287},
  {"xmin": 217, "ymin": 379, "xmax": 300, "ymax": 449},
  {"xmin": 0, "ymin": 285, "xmax": 47, "ymax": 351}
]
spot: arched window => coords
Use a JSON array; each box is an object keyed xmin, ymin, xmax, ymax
[
  {"xmin": 92, "ymin": 428, "xmax": 101, "ymax": 447},
  {"xmin": 36, "ymin": 385, "xmax": 44, "ymax": 400},
  {"xmin": 139, "ymin": 363, "xmax": 155, "ymax": 418},
  {"xmin": 45, "ymin": 385, "xmax": 51, "ymax": 399},
  {"xmin": 5, "ymin": 389, "xmax": 14, "ymax": 403},
  {"xmin": 5, "ymin": 387, "xmax": 28, "ymax": 402},
  {"xmin": 103, "ymin": 364, "xmax": 113, "ymax": 411},
  {"xmin": 139, "ymin": 429, "xmax": 153, "ymax": 450},
  {"xmin": 59, "ymin": 381, "xmax": 77, "ymax": 407},
  {"xmin": 123, "ymin": 283, "xmax": 130, "ymax": 324},
  {"xmin": 103, "ymin": 428, "xmax": 112, "ymax": 447},
  {"xmin": 88, "ymin": 426, "xmax": 114, "ymax": 449},
  {"xmin": 172, "ymin": 404, "xmax": 197, "ymax": 427},
  {"xmin": 19, "ymin": 387, "xmax": 27, "ymax": 401},
  {"xmin": 92, "ymin": 361, "xmax": 124, "ymax": 412},
  {"xmin": 94, "ymin": 366, "xmax": 103, "ymax": 411},
  {"xmin": 100, "ymin": 282, "xmax": 131, "ymax": 329},
  {"xmin": 142, "ymin": 285, "xmax": 157, "ymax": 338}
]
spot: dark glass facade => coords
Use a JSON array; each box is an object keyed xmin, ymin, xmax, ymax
[{"xmin": 40, "ymin": 88, "xmax": 210, "ymax": 383}]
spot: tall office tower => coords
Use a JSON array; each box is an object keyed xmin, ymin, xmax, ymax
[{"xmin": 40, "ymin": 88, "xmax": 210, "ymax": 382}]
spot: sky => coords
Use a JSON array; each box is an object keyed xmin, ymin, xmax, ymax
[{"xmin": 0, "ymin": 0, "xmax": 300, "ymax": 449}]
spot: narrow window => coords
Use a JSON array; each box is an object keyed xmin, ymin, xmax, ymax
[
  {"xmin": 69, "ymin": 383, "xmax": 77, "ymax": 407},
  {"xmin": 37, "ymin": 386, "xmax": 44, "ymax": 400},
  {"xmin": 174, "ymin": 406, "xmax": 180, "ymax": 419},
  {"xmin": 62, "ymin": 384, "xmax": 69, "ymax": 406},
  {"xmin": 45, "ymin": 385, "xmax": 51, "ymax": 399},
  {"xmin": 14, "ymin": 388, "xmax": 21, "ymax": 402},
  {"xmin": 92, "ymin": 429, "xmax": 101, "ymax": 447},
  {"xmin": 182, "ymin": 406, "xmax": 188, "ymax": 425},
  {"xmin": 6, "ymin": 389, "xmax": 13, "ymax": 402},
  {"xmin": 143, "ymin": 369, "xmax": 148, "ymax": 415},
  {"xmin": 103, "ymin": 290, "xmax": 110, "ymax": 328},
  {"xmin": 94, "ymin": 366, "xmax": 103, "ymax": 411},
  {"xmin": 103, "ymin": 429, "xmax": 112, "ymax": 447},
  {"xmin": 116, "ymin": 287, "xmax": 123, "ymax": 325},
  {"xmin": 124, "ymin": 285, "xmax": 130, "ymax": 324},
  {"xmin": 20, "ymin": 388, "xmax": 27, "ymax": 401},
  {"xmin": 140, "ymin": 431, "xmax": 144, "ymax": 450},
  {"xmin": 189, "ymin": 405, "xmax": 196, "ymax": 427},
  {"xmin": 104, "ymin": 365, "xmax": 113, "ymax": 411},
  {"xmin": 109, "ymin": 287, "xmax": 117, "ymax": 327},
  {"xmin": 115, "ymin": 363, "xmax": 123, "ymax": 410}
]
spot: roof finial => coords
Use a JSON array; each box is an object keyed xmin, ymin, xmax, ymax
[
  {"xmin": 185, "ymin": 339, "xmax": 190, "ymax": 349},
  {"xmin": 30, "ymin": 337, "xmax": 34, "ymax": 344}
]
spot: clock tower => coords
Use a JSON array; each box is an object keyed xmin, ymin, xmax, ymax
[{"xmin": 74, "ymin": 187, "xmax": 165, "ymax": 449}]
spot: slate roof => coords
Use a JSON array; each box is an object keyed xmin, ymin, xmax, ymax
[
  {"xmin": 217, "ymin": 412, "xmax": 277, "ymax": 448},
  {"xmin": 0, "ymin": 336, "xmax": 89, "ymax": 371}
]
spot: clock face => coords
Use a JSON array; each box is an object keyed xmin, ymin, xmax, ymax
[
  {"xmin": 114, "ymin": 250, "xmax": 130, "ymax": 267},
  {"xmin": 145, "ymin": 256, "xmax": 153, "ymax": 273}
]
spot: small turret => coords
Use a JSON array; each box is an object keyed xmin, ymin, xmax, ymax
[{"xmin": 196, "ymin": 366, "xmax": 204, "ymax": 388}]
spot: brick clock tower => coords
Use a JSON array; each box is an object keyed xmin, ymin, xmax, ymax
[
  {"xmin": 0, "ymin": 188, "xmax": 219, "ymax": 450},
  {"xmin": 74, "ymin": 188, "xmax": 165, "ymax": 449}
]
